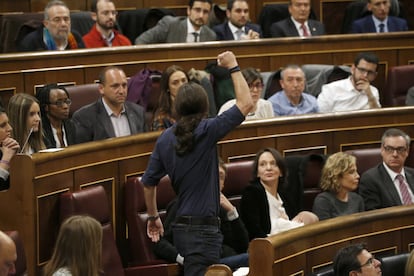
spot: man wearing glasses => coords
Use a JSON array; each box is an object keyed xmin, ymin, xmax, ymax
[
  {"xmin": 83, "ymin": 0, "xmax": 131, "ymax": 48},
  {"xmin": 134, "ymin": 0, "xmax": 216, "ymax": 44},
  {"xmin": 18, "ymin": 0, "xmax": 85, "ymax": 51},
  {"xmin": 317, "ymin": 52, "xmax": 381, "ymax": 113},
  {"xmin": 36, "ymin": 84, "xmax": 77, "ymax": 148},
  {"xmin": 333, "ymin": 243, "xmax": 382, "ymax": 276},
  {"xmin": 359, "ymin": 128, "xmax": 414, "ymax": 210},
  {"xmin": 268, "ymin": 65, "xmax": 319, "ymax": 116}
]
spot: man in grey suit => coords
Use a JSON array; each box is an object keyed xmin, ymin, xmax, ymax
[
  {"xmin": 359, "ymin": 128, "xmax": 414, "ymax": 210},
  {"xmin": 72, "ymin": 66, "xmax": 146, "ymax": 143},
  {"xmin": 270, "ymin": 0, "xmax": 325, "ymax": 38},
  {"xmin": 134, "ymin": 0, "xmax": 216, "ymax": 44}
]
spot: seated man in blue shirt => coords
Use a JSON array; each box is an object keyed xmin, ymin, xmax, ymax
[{"xmin": 268, "ymin": 65, "xmax": 319, "ymax": 116}]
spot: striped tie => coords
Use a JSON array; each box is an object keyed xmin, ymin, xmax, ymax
[{"xmin": 396, "ymin": 174, "xmax": 412, "ymax": 205}]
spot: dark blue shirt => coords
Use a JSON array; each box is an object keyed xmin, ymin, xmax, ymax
[{"xmin": 142, "ymin": 105, "xmax": 245, "ymax": 217}]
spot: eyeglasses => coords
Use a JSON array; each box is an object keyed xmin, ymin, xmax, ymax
[
  {"xmin": 249, "ymin": 83, "xmax": 264, "ymax": 90},
  {"xmin": 360, "ymin": 256, "xmax": 375, "ymax": 268},
  {"xmin": 356, "ymin": 67, "xmax": 377, "ymax": 78},
  {"xmin": 383, "ymin": 145, "xmax": 407, "ymax": 154},
  {"xmin": 49, "ymin": 99, "xmax": 72, "ymax": 107},
  {"xmin": 49, "ymin": 16, "xmax": 70, "ymax": 24}
]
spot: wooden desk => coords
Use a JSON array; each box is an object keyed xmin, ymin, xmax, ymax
[
  {"xmin": 1, "ymin": 106, "xmax": 414, "ymax": 275},
  {"xmin": 249, "ymin": 204, "xmax": 414, "ymax": 275},
  {"xmin": 1, "ymin": 32, "xmax": 414, "ymax": 107}
]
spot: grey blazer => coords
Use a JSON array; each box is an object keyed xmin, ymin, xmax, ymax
[
  {"xmin": 72, "ymin": 98, "xmax": 146, "ymax": 143},
  {"xmin": 135, "ymin": 16, "xmax": 216, "ymax": 44},
  {"xmin": 359, "ymin": 163, "xmax": 414, "ymax": 210},
  {"xmin": 270, "ymin": 17, "xmax": 325, "ymax": 38}
]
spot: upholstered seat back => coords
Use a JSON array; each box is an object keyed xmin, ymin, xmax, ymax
[
  {"xmin": 344, "ymin": 148, "xmax": 382, "ymax": 176},
  {"xmin": 60, "ymin": 186, "xmax": 125, "ymax": 276},
  {"xmin": 65, "ymin": 83, "xmax": 101, "ymax": 118},
  {"xmin": 222, "ymin": 160, "xmax": 254, "ymax": 210},
  {"xmin": 124, "ymin": 176, "xmax": 176, "ymax": 265},
  {"xmin": 379, "ymin": 253, "xmax": 409, "ymax": 276},
  {"xmin": 383, "ymin": 65, "xmax": 414, "ymax": 107}
]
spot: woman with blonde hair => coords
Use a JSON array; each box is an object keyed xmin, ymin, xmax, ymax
[
  {"xmin": 7, "ymin": 93, "xmax": 45, "ymax": 154},
  {"xmin": 43, "ymin": 215, "xmax": 102, "ymax": 276},
  {"xmin": 312, "ymin": 152, "xmax": 364, "ymax": 220}
]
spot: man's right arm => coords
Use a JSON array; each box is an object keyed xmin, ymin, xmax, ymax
[
  {"xmin": 216, "ymin": 51, "xmax": 253, "ymax": 116},
  {"xmin": 134, "ymin": 16, "xmax": 172, "ymax": 44}
]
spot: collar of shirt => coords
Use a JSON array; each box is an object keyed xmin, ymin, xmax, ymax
[
  {"xmin": 282, "ymin": 91, "xmax": 304, "ymax": 107},
  {"xmin": 372, "ymin": 15, "xmax": 388, "ymax": 32},
  {"xmin": 383, "ymin": 161, "xmax": 405, "ymax": 181},
  {"xmin": 187, "ymin": 17, "xmax": 200, "ymax": 36},
  {"xmin": 291, "ymin": 17, "xmax": 309, "ymax": 36},
  {"xmin": 101, "ymin": 30, "xmax": 115, "ymax": 46},
  {"xmin": 228, "ymin": 22, "xmax": 245, "ymax": 35},
  {"xmin": 101, "ymin": 98, "xmax": 125, "ymax": 117}
]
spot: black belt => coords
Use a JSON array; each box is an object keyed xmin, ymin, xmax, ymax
[{"xmin": 175, "ymin": 216, "xmax": 220, "ymax": 227}]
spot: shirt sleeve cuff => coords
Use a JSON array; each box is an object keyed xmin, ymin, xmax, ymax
[{"xmin": 227, "ymin": 207, "xmax": 239, "ymax": 221}]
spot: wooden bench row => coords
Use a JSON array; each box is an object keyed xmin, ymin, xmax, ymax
[{"xmin": 1, "ymin": 106, "xmax": 414, "ymax": 275}]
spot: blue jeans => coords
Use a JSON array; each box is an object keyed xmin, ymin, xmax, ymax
[
  {"xmin": 172, "ymin": 223, "xmax": 223, "ymax": 276},
  {"xmin": 220, "ymin": 253, "xmax": 249, "ymax": 270}
]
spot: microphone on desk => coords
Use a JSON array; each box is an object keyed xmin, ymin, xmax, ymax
[{"xmin": 19, "ymin": 127, "xmax": 33, "ymax": 154}]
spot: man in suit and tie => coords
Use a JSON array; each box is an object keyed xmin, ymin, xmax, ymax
[
  {"xmin": 270, "ymin": 0, "xmax": 325, "ymax": 38},
  {"xmin": 350, "ymin": 0, "xmax": 408, "ymax": 33},
  {"xmin": 134, "ymin": 0, "xmax": 216, "ymax": 44},
  {"xmin": 359, "ymin": 128, "xmax": 414, "ymax": 210},
  {"xmin": 213, "ymin": 0, "xmax": 262, "ymax": 41},
  {"xmin": 72, "ymin": 66, "xmax": 146, "ymax": 143}
]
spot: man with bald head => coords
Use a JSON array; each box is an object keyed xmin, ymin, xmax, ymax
[{"xmin": 0, "ymin": 231, "xmax": 16, "ymax": 276}]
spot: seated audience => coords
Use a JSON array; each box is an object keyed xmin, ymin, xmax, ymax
[
  {"xmin": 318, "ymin": 52, "xmax": 381, "ymax": 113},
  {"xmin": 8, "ymin": 94, "xmax": 46, "ymax": 154},
  {"xmin": 359, "ymin": 128, "xmax": 414, "ymax": 210},
  {"xmin": 270, "ymin": 0, "xmax": 325, "ymax": 38},
  {"xmin": 0, "ymin": 230, "xmax": 17, "ymax": 275},
  {"xmin": 134, "ymin": 0, "xmax": 216, "ymax": 44},
  {"xmin": 218, "ymin": 67, "xmax": 274, "ymax": 120},
  {"xmin": 83, "ymin": 0, "xmax": 131, "ymax": 48},
  {"xmin": 0, "ymin": 107, "xmax": 20, "ymax": 191},
  {"xmin": 18, "ymin": 0, "xmax": 85, "ymax": 51},
  {"xmin": 312, "ymin": 152, "xmax": 364, "ymax": 220},
  {"xmin": 333, "ymin": 243, "xmax": 382, "ymax": 276},
  {"xmin": 213, "ymin": 0, "xmax": 261, "ymax": 40},
  {"xmin": 43, "ymin": 215, "xmax": 102, "ymax": 276},
  {"xmin": 36, "ymin": 84, "xmax": 77, "ymax": 148},
  {"xmin": 153, "ymin": 159, "xmax": 249, "ymax": 271},
  {"xmin": 72, "ymin": 66, "xmax": 146, "ymax": 143},
  {"xmin": 152, "ymin": 65, "xmax": 188, "ymax": 131},
  {"xmin": 350, "ymin": 0, "xmax": 408, "ymax": 33},
  {"xmin": 240, "ymin": 147, "xmax": 318, "ymax": 240},
  {"xmin": 268, "ymin": 65, "xmax": 319, "ymax": 116}
]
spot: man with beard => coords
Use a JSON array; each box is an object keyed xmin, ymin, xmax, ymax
[
  {"xmin": 72, "ymin": 66, "xmax": 146, "ymax": 143},
  {"xmin": 213, "ymin": 0, "xmax": 262, "ymax": 41},
  {"xmin": 134, "ymin": 0, "xmax": 216, "ymax": 44},
  {"xmin": 83, "ymin": 0, "xmax": 131, "ymax": 48},
  {"xmin": 36, "ymin": 84, "xmax": 77, "ymax": 148},
  {"xmin": 18, "ymin": 0, "xmax": 85, "ymax": 51},
  {"xmin": 317, "ymin": 52, "xmax": 381, "ymax": 113}
]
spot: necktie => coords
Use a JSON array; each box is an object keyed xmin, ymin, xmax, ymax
[
  {"xmin": 379, "ymin": 23, "xmax": 385, "ymax": 33},
  {"xmin": 235, "ymin": 29, "xmax": 243, "ymax": 40},
  {"xmin": 396, "ymin": 174, "xmax": 412, "ymax": 205},
  {"xmin": 192, "ymin": 32, "xmax": 199, "ymax": 42},
  {"xmin": 301, "ymin": 23, "xmax": 309, "ymax": 37}
]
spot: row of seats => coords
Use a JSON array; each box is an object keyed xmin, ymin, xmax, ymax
[
  {"xmin": 60, "ymin": 63, "xmax": 414, "ymax": 132},
  {"xmin": 54, "ymin": 146, "xmax": 414, "ymax": 275}
]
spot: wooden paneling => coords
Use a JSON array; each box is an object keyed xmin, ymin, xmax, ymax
[
  {"xmin": 1, "ymin": 107, "xmax": 414, "ymax": 275},
  {"xmin": 1, "ymin": 32, "xmax": 414, "ymax": 102}
]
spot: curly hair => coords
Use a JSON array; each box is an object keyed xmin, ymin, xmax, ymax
[
  {"xmin": 174, "ymin": 82, "xmax": 208, "ymax": 156},
  {"xmin": 319, "ymin": 152, "xmax": 356, "ymax": 193}
]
